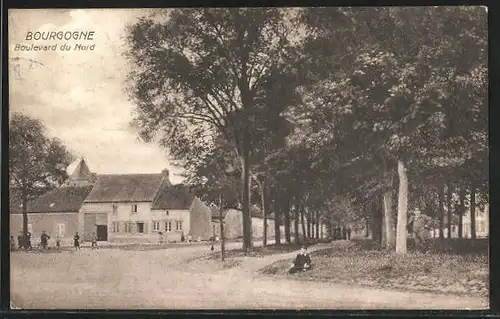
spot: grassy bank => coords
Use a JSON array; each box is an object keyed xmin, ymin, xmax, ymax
[{"xmin": 259, "ymin": 239, "xmax": 488, "ymax": 297}]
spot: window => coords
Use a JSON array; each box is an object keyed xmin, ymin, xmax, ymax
[
  {"xmin": 124, "ymin": 222, "xmax": 129, "ymax": 233},
  {"xmin": 112, "ymin": 205, "xmax": 118, "ymax": 214},
  {"xmin": 165, "ymin": 221, "xmax": 172, "ymax": 232},
  {"xmin": 166, "ymin": 210, "xmax": 169, "ymax": 216},
  {"xmin": 176, "ymin": 221, "xmax": 183, "ymax": 231},
  {"xmin": 56, "ymin": 223, "xmax": 65, "ymax": 237},
  {"xmin": 112, "ymin": 222, "xmax": 119, "ymax": 233},
  {"xmin": 131, "ymin": 204, "xmax": 138, "ymax": 213},
  {"xmin": 153, "ymin": 221, "xmax": 160, "ymax": 231},
  {"xmin": 137, "ymin": 222, "xmax": 144, "ymax": 233}
]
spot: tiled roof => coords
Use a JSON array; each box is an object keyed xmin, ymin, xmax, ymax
[
  {"xmin": 11, "ymin": 186, "xmax": 93, "ymax": 213},
  {"xmin": 151, "ymin": 184, "xmax": 195, "ymax": 210},
  {"xmin": 84, "ymin": 174, "xmax": 165, "ymax": 203}
]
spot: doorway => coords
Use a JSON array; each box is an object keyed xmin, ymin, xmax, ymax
[{"xmin": 96, "ymin": 225, "xmax": 108, "ymax": 241}]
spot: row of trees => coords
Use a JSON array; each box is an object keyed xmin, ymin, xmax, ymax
[{"xmin": 125, "ymin": 7, "xmax": 488, "ymax": 254}]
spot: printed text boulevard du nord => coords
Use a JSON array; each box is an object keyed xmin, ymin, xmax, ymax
[{"xmin": 14, "ymin": 31, "xmax": 96, "ymax": 52}]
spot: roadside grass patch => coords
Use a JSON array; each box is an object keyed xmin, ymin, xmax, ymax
[{"xmin": 259, "ymin": 239, "xmax": 488, "ymax": 297}]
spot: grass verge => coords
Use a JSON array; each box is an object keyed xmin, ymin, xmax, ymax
[{"xmin": 259, "ymin": 239, "xmax": 488, "ymax": 297}]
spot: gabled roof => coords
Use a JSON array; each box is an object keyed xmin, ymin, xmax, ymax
[
  {"xmin": 151, "ymin": 184, "xmax": 195, "ymax": 210},
  {"xmin": 69, "ymin": 158, "xmax": 93, "ymax": 181},
  {"xmin": 84, "ymin": 174, "xmax": 165, "ymax": 203},
  {"xmin": 11, "ymin": 186, "xmax": 93, "ymax": 214}
]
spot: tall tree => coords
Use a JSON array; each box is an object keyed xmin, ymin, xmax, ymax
[
  {"xmin": 125, "ymin": 8, "xmax": 306, "ymax": 251},
  {"xmin": 9, "ymin": 113, "xmax": 74, "ymax": 247}
]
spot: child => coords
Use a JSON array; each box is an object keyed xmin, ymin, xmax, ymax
[
  {"xmin": 56, "ymin": 235, "xmax": 61, "ymax": 252},
  {"xmin": 73, "ymin": 232, "xmax": 81, "ymax": 251},
  {"xmin": 91, "ymin": 233, "xmax": 98, "ymax": 250},
  {"xmin": 10, "ymin": 236, "xmax": 16, "ymax": 251}
]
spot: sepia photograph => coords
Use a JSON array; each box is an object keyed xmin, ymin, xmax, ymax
[{"xmin": 8, "ymin": 7, "xmax": 488, "ymax": 310}]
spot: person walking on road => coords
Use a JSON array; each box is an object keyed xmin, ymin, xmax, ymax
[{"xmin": 73, "ymin": 232, "xmax": 81, "ymax": 251}]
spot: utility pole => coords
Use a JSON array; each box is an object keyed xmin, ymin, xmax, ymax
[{"xmin": 219, "ymin": 193, "xmax": 225, "ymax": 262}]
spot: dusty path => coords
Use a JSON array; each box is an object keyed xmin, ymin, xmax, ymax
[{"xmin": 11, "ymin": 241, "xmax": 488, "ymax": 310}]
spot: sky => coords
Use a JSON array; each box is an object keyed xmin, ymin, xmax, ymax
[{"xmin": 8, "ymin": 9, "xmax": 185, "ymax": 184}]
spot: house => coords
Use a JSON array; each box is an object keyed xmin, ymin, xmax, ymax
[
  {"xmin": 9, "ymin": 184, "xmax": 93, "ymax": 246},
  {"xmin": 10, "ymin": 158, "xmax": 214, "ymax": 245},
  {"xmin": 81, "ymin": 168, "xmax": 212, "ymax": 243},
  {"xmin": 211, "ymin": 206, "xmax": 281, "ymax": 240},
  {"xmin": 429, "ymin": 203, "xmax": 490, "ymax": 239}
]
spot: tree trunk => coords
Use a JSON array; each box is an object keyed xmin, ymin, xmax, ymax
[
  {"xmin": 470, "ymin": 184, "xmax": 477, "ymax": 240},
  {"xmin": 283, "ymin": 200, "xmax": 291, "ymax": 243},
  {"xmin": 439, "ymin": 183, "xmax": 445, "ymax": 239},
  {"xmin": 365, "ymin": 217, "xmax": 370, "ymax": 237},
  {"xmin": 293, "ymin": 200, "xmax": 300, "ymax": 244},
  {"xmin": 300, "ymin": 204, "xmax": 307, "ymax": 241},
  {"xmin": 240, "ymin": 141, "xmax": 252, "ymax": 252},
  {"xmin": 261, "ymin": 182, "xmax": 268, "ymax": 247},
  {"xmin": 395, "ymin": 159, "xmax": 408, "ymax": 255},
  {"xmin": 458, "ymin": 186, "xmax": 465, "ymax": 239},
  {"xmin": 315, "ymin": 211, "xmax": 320, "ymax": 239},
  {"xmin": 312, "ymin": 211, "xmax": 316, "ymax": 239},
  {"xmin": 22, "ymin": 193, "xmax": 29, "ymax": 249},
  {"xmin": 370, "ymin": 200, "xmax": 382, "ymax": 244},
  {"xmin": 307, "ymin": 209, "xmax": 311, "ymax": 238},
  {"xmin": 274, "ymin": 202, "xmax": 281, "ymax": 245},
  {"xmin": 447, "ymin": 184, "xmax": 453, "ymax": 239},
  {"xmin": 383, "ymin": 190, "xmax": 396, "ymax": 249}
]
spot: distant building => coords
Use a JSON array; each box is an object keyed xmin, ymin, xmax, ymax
[
  {"xmin": 10, "ymin": 159, "xmax": 214, "ymax": 245},
  {"xmin": 430, "ymin": 203, "xmax": 489, "ymax": 239},
  {"xmin": 10, "ymin": 183, "xmax": 93, "ymax": 246}
]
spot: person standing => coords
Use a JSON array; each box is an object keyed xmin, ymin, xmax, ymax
[
  {"xmin": 40, "ymin": 230, "xmax": 50, "ymax": 250},
  {"xmin": 73, "ymin": 232, "xmax": 81, "ymax": 251},
  {"xmin": 17, "ymin": 232, "xmax": 24, "ymax": 250},
  {"xmin": 91, "ymin": 233, "xmax": 98, "ymax": 250},
  {"xmin": 10, "ymin": 236, "xmax": 16, "ymax": 251},
  {"xmin": 409, "ymin": 208, "xmax": 431, "ymax": 250},
  {"xmin": 56, "ymin": 235, "xmax": 61, "ymax": 252},
  {"xmin": 26, "ymin": 231, "xmax": 33, "ymax": 250},
  {"xmin": 346, "ymin": 227, "xmax": 352, "ymax": 240}
]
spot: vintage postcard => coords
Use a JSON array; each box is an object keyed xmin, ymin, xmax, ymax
[{"xmin": 8, "ymin": 7, "xmax": 488, "ymax": 310}]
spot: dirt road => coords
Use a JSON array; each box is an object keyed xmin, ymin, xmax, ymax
[{"xmin": 11, "ymin": 242, "xmax": 488, "ymax": 310}]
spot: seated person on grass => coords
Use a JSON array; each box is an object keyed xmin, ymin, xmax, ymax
[{"xmin": 288, "ymin": 246, "xmax": 312, "ymax": 274}]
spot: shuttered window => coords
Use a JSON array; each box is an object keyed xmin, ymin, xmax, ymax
[
  {"xmin": 153, "ymin": 221, "xmax": 160, "ymax": 231},
  {"xmin": 165, "ymin": 221, "xmax": 172, "ymax": 232}
]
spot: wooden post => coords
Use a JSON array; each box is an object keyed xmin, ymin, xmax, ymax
[{"xmin": 219, "ymin": 194, "xmax": 225, "ymax": 262}]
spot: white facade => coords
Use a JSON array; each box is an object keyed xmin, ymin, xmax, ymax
[{"xmin": 80, "ymin": 201, "xmax": 190, "ymax": 243}]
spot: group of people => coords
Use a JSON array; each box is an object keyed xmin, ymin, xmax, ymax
[{"xmin": 10, "ymin": 230, "xmax": 97, "ymax": 251}]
